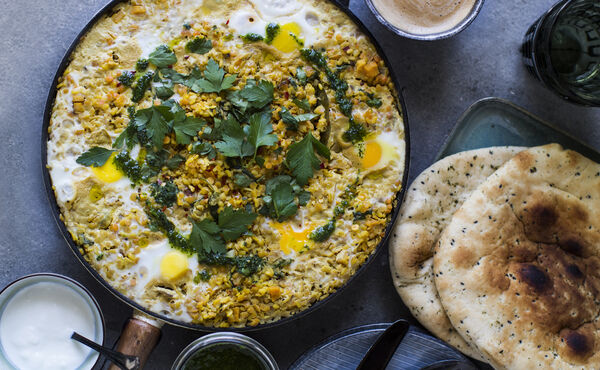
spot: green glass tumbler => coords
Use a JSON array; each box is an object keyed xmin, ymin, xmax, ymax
[{"xmin": 522, "ymin": 0, "xmax": 600, "ymax": 106}]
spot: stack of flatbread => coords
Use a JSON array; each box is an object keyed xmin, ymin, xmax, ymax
[{"xmin": 390, "ymin": 144, "xmax": 600, "ymax": 369}]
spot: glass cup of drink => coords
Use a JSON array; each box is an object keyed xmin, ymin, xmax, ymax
[
  {"xmin": 365, "ymin": 0, "xmax": 486, "ymax": 41},
  {"xmin": 522, "ymin": 0, "xmax": 600, "ymax": 106}
]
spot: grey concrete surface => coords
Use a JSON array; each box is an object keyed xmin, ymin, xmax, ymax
[{"xmin": 1, "ymin": 0, "xmax": 599, "ymax": 369}]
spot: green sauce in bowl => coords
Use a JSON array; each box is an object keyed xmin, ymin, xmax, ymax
[{"xmin": 183, "ymin": 343, "xmax": 267, "ymax": 370}]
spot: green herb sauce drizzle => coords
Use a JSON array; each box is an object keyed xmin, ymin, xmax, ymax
[{"xmin": 300, "ymin": 48, "xmax": 367, "ymax": 143}]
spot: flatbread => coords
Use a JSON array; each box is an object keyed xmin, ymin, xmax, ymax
[
  {"xmin": 389, "ymin": 146, "xmax": 524, "ymax": 360},
  {"xmin": 435, "ymin": 144, "xmax": 600, "ymax": 369}
]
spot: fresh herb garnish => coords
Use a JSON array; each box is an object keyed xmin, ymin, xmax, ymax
[
  {"xmin": 186, "ymin": 58, "xmax": 236, "ymax": 94},
  {"xmin": 293, "ymin": 98, "xmax": 310, "ymax": 111},
  {"xmin": 233, "ymin": 172, "xmax": 253, "ymax": 187},
  {"xmin": 279, "ymin": 107, "xmax": 318, "ymax": 131},
  {"xmin": 214, "ymin": 116, "xmax": 253, "ymax": 158},
  {"xmin": 145, "ymin": 206, "xmax": 264, "ymax": 275},
  {"xmin": 172, "ymin": 113, "xmax": 205, "ymax": 145},
  {"xmin": 190, "ymin": 218, "xmax": 226, "ymax": 254},
  {"xmin": 166, "ymin": 154, "xmax": 185, "ymax": 169},
  {"xmin": 117, "ymin": 71, "xmax": 136, "ymax": 87},
  {"xmin": 247, "ymin": 111, "xmax": 278, "ymax": 157},
  {"xmin": 295, "ymin": 67, "xmax": 307, "ymax": 85},
  {"xmin": 150, "ymin": 180, "xmax": 178, "ymax": 207},
  {"xmin": 155, "ymin": 83, "xmax": 174, "ymax": 100},
  {"xmin": 215, "ymin": 112, "xmax": 277, "ymax": 159},
  {"xmin": 132, "ymin": 104, "xmax": 172, "ymax": 148},
  {"xmin": 217, "ymin": 206, "xmax": 258, "ymax": 241},
  {"xmin": 185, "ymin": 37, "xmax": 213, "ymax": 54},
  {"xmin": 160, "ymin": 67, "xmax": 187, "ymax": 84},
  {"xmin": 191, "ymin": 141, "xmax": 217, "ymax": 160},
  {"xmin": 148, "ymin": 45, "xmax": 177, "ymax": 68},
  {"xmin": 286, "ymin": 133, "xmax": 330, "ymax": 186},
  {"xmin": 76, "ymin": 147, "xmax": 114, "ymax": 167},
  {"xmin": 132, "ymin": 71, "xmax": 154, "ymax": 102},
  {"xmin": 260, "ymin": 175, "xmax": 310, "ymax": 221}
]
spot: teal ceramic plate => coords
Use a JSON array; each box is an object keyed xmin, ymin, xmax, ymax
[{"xmin": 436, "ymin": 97, "xmax": 600, "ymax": 161}]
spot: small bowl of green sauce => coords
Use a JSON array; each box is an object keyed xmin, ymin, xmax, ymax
[{"xmin": 172, "ymin": 333, "xmax": 278, "ymax": 370}]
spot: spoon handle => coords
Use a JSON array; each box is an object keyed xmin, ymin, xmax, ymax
[{"xmin": 71, "ymin": 332, "xmax": 140, "ymax": 370}]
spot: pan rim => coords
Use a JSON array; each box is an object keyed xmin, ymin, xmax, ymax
[{"xmin": 41, "ymin": 0, "xmax": 411, "ymax": 332}]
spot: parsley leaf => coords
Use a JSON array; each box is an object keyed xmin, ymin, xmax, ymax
[
  {"xmin": 247, "ymin": 111, "xmax": 277, "ymax": 156},
  {"xmin": 172, "ymin": 114, "xmax": 205, "ymax": 145},
  {"xmin": 186, "ymin": 37, "xmax": 213, "ymax": 54},
  {"xmin": 166, "ymin": 154, "xmax": 185, "ymax": 169},
  {"xmin": 160, "ymin": 68, "xmax": 187, "ymax": 84},
  {"xmin": 190, "ymin": 219, "xmax": 226, "ymax": 254},
  {"xmin": 218, "ymin": 206, "xmax": 257, "ymax": 241},
  {"xmin": 293, "ymin": 98, "xmax": 311, "ymax": 111},
  {"xmin": 279, "ymin": 107, "xmax": 318, "ymax": 131},
  {"xmin": 271, "ymin": 183, "xmax": 298, "ymax": 221},
  {"xmin": 148, "ymin": 45, "xmax": 177, "ymax": 68},
  {"xmin": 191, "ymin": 141, "xmax": 217, "ymax": 159},
  {"xmin": 286, "ymin": 133, "xmax": 330, "ymax": 186},
  {"xmin": 76, "ymin": 147, "xmax": 114, "ymax": 167},
  {"xmin": 188, "ymin": 59, "xmax": 236, "ymax": 93},
  {"xmin": 214, "ymin": 117, "xmax": 253, "ymax": 158},
  {"xmin": 260, "ymin": 175, "xmax": 310, "ymax": 221},
  {"xmin": 240, "ymin": 80, "xmax": 274, "ymax": 109},
  {"xmin": 234, "ymin": 172, "xmax": 253, "ymax": 187},
  {"xmin": 155, "ymin": 83, "xmax": 174, "ymax": 100},
  {"xmin": 133, "ymin": 105, "xmax": 173, "ymax": 149},
  {"xmin": 296, "ymin": 67, "xmax": 307, "ymax": 85}
]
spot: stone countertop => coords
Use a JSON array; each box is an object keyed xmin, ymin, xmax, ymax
[{"xmin": 0, "ymin": 0, "xmax": 598, "ymax": 368}]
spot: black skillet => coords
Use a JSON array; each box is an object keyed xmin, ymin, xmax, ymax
[{"xmin": 41, "ymin": 0, "xmax": 411, "ymax": 367}]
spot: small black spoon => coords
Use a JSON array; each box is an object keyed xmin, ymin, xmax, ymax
[{"xmin": 71, "ymin": 332, "xmax": 140, "ymax": 370}]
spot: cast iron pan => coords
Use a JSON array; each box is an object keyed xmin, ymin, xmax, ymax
[{"xmin": 41, "ymin": 0, "xmax": 411, "ymax": 367}]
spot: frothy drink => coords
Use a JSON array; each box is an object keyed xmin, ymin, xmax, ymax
[{"xmin": 371, "ymin": 0, "xmax": 477, "ymax": 35}]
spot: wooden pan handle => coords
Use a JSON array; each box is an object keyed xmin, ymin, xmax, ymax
[{"xmin": 108, "ymin": 318, "xmax": 162, "ymax": 370}]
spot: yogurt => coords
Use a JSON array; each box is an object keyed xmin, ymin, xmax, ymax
[{"xmin": 0, "ymin": 281, "xmax": 99, "ymax": 370}]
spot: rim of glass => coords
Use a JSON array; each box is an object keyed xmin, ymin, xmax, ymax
[
  {"xmin": 364, "ymin": 0, "xmax": 486, "ymax": 41},
  {"xmin": 0, "ymin": 273, "xmax": 106, "ymax": 370},
  {"xmin": 171, "ymin": 332, "xmax": 279, "ymax": 370}
]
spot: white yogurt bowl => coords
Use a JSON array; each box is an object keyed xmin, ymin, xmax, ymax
[{"xmin": 0, "ymin": 273, "xmax": 105, "ymax": 370}]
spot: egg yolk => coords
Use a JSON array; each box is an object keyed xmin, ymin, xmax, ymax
[
  {"xmin": 273, "ymin": 222, "xmax": 312, "ymax": 254},
  {"xmin": 91, "ymin": 152, "xmax": 123, "ymax": 183},
  {"xmin": 362, "ymin": 141, "xmax": 383, "ymax": 169},
  {"xmin": 271, "ymin": 23, "xmax": 303, "ymax": 53},
  {"xmin": 160, "ymin": 251, "xmax": 189, "ymax": 280}
]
